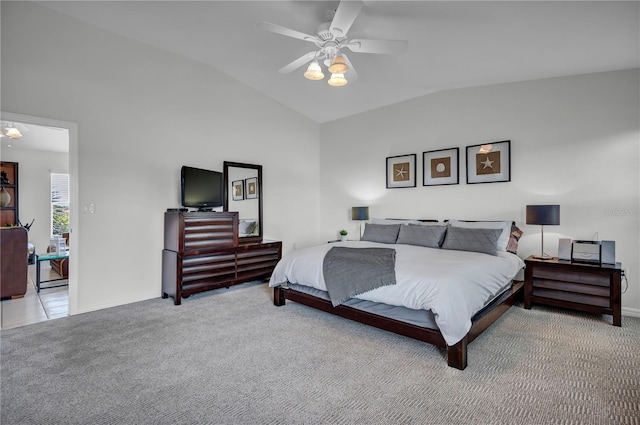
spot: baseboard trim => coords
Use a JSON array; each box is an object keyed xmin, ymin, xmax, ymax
[
  {"xmin": 73, "ymin": 293, "xmax": 158, "ymax": 316},
  {"xmin": 622, "ymin": 307, "xmax": 640, "ymax": 318}
]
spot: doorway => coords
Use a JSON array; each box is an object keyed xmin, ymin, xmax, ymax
[{"xmin": 0, "ymin": 112, "xmax": 79, "ymax": 327}]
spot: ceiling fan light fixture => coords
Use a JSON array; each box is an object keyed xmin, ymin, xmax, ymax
[
  {"xmin": 328, "ymin": 55, "xmax": 348, "ymax": 74},
  {"xmin": 5, "ymin": 126, "xmax": 22, "ymax": 139},
  {"xmin": 328, "ymin": 73, "xmax": 348, "ymax": 87},
  {"xmin": 303, "ymin": 61, "xmax": 325, "ymax": 80}
]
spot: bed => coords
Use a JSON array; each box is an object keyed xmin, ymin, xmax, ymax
[{"xmin": 268, "ymin": 219, "xmax": 525, "ymax": 370}]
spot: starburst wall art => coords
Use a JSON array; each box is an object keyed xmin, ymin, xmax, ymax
[
  {"xmin": 466, "ymin": 140, "xmax": 511, "ymax": 184},
  {"xmin": 386, "ymin": 154, "xmax": 416, "ymax": 188}
]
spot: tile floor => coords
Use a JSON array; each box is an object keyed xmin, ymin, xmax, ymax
[{"xmin": 1, "ymin": 263, "xmax": 69, "ymax": 330}]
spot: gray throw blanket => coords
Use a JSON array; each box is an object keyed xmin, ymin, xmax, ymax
[{"xmin": 322, "ymin": 247, "xmax": 397, "ymax": 307}]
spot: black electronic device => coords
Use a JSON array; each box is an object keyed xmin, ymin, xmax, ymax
[{"xmin": 180, "ymin": 166, "xmax": 224, "ymax": 209}]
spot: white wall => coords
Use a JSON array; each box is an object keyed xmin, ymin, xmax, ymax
[
  {"xmin": 320, "ymin": 69, "xmax": 640, "ymax": 314},
  {"xmin": 0, "ymin": 148, "xmax": 69, "ymax": 253},
  {"xmin": 1, "ymin": 2, "xmax": 321, "ymax": 313},
  {"xmin": 3, "ymin": 2, "xmax": 638, "ymax": 317}
]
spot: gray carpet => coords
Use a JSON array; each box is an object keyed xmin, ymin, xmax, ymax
[{"xmin": 1, "ymin": 282, "xmax": 639, "ymax": 425}]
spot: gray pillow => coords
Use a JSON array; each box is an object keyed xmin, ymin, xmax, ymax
[
  {"xmin": 397, "ymin": 224, "xmax": 447, "ymax": 248},
  {"xmin": 441, "ymin": 226, "xmax": 502, "ymax": 256},
  {"xmin": 361, "ymin": 223, "xmax": 401, "ymax": 244}
]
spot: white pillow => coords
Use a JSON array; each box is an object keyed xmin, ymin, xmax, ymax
[
  {"xmin": 448, "ymin": 220, "xmax": 513, "ymax": 252},
  {"xmin": 411, "ymin": 221, "xmax": 442, "ymax": 226},
  {"xmin": 371, "ymin": 217, "xmax": 420, "ymax": 225},
  {"xmin": 239, "ymin": 219, "xmax": 258, "ymax": 236}
]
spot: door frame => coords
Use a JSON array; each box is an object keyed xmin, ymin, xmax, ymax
[{"xmin": 1, "ymin": 111, "xmax": 80, "ymax": 315}]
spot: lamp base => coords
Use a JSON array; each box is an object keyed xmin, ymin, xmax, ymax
[{"xmin": 531, "ymin": 255, "xmax": 555, "ymax": 261}]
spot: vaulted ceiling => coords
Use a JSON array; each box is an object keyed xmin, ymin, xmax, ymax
[{"xmin": 30, "ymin": 1, "xmax": 640, "ymax": 123}]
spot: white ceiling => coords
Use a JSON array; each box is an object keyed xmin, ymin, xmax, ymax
[{"xmin": 30, "ymin": 1, "xmax": 640, "ymax": 124}]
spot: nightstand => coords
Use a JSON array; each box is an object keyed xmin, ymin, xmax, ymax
[{"xmin": 524, "ymin": 256, "xmax": 622, "ymax": 326}]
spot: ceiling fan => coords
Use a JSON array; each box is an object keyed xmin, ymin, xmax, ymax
[
  {"xmin": 258, "ymin": 0, "xmax": 408, "ymax": 86},
  {"xmin": 0, "ymin": 121, "xmax": 28, "ymax": 139}
]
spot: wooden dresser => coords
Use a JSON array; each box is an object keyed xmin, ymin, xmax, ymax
[
  {"xmin": 162, "ymin": 211, "xmax": 281, "ymax": 305},
  {"xmin": 524, "ymin": 256, "xmax": 622, "ymax": 326}
]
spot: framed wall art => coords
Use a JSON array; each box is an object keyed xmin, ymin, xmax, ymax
[
  {"xmin": 232, "ymin": 180, "xmax": 245, "ymax": 201},
  {"xmin": 386, "ymin": 154, "xmax": 416, "ymax": 188},
  {"xmin": 245, "ymin": 177, "xmax": 258, "ymax": 199},
  {"xmin": 423, "ymin": 147, "xmax": 459, "ymax": 186},
  {"xmin": 466, "ymin": 140, "xmax": 511, "ymax": 184}
]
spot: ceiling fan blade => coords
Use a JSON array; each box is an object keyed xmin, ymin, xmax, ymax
[
  {"xmin": 14, "ymin": 123, "xmax": 29, "ymax": 133},
  {"xmin": 342, "ymin": 54, "xmax": 358, "ymax": 81},
  {"xmin": 257, "ymin": 21, "xmax": 318, "ymax": 43},
  {"xmin": 347, "ymin": 39, "xmax": 408, "ymax": 55},
  {"xmin": 278, "ymin": 51, "xmax": 317, "ymax": 74},
  {"xmin": 330, "ymin": 0, "xmax": 364, "ymax": 37}
]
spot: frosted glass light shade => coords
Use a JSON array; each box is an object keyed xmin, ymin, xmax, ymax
[
  {"xmin": 328, "ymin": 55, "xmax": 348, "ymax": 74},
  {"xmin": 304, "ymin": 61, "xmax": 324, "ymax": 80},
  {"xmin": 5, "ymin": 127, "xmax": 22, "ymax": 139},
  {"xmin": 328, "ymin": 73, "xmax": 347, "ymax": 86}
]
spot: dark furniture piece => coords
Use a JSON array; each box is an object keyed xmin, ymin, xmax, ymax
[
  {"xmin": 0, "ymin": 227, "xmax": 28, "ymax": 299},
  {"xmin": 50, "ymin": 255, "xmax": 69, "ymax": 278},
  {"xmin": 524, "ymin": 256, "xmax": 621, "ymax": 326},
  {"xmin": 274, "ymin": 281, "xmax": 524, "ymax": 370},
  {"xmin": 47, "ymin": 232, "xmax": 69, "ymax": 278},
  {"xmin": 35, "ymin": 251, "xmax": 70, "ymax": 293},
  {"xmin": 0, "ymin": 161, "xmax": 19, "ymax": 227},
  {"xmin": 162, "ymin": 211, "xmax": 282, "ymax": 305}
]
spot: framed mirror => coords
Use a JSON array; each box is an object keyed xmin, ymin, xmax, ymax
[{"xmin": 223, "ymin": 161, "xmax": 263, "ymax": 244}]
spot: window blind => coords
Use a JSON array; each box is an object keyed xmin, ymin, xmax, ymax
[{"xmin": 51, "ymin": 173, "xmax": 70, "ymax": 203}]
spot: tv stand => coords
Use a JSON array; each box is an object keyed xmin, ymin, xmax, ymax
[{"xmin": 161, "ymin": 210, "xmax": 282, "ymax": 305}]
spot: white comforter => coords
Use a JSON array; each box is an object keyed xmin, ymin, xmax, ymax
[{"xmin": 269, "ymin": 241, "xmax": 524, "ymax": 346}]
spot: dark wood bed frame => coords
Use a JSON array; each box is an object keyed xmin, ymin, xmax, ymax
[{"xmin": 273, "ymin": 281, "xmax": 523, "ymax": 370}]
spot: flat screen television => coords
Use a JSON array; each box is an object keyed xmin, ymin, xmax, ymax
[{"xmin": 180, "ymin": 166, "xmax": 224, "ymax": 209}]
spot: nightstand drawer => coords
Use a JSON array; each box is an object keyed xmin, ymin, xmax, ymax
[
  {"xmin": 531, "ymin": 278, "xmax": 610, "ymax": 297},
  {"xmin": 532, "ymin": 288, "xmax": 610, "ymax": 308},
  {"xmin": 532, "ymin": 267, "xmax": 610, "ymax": 287}
]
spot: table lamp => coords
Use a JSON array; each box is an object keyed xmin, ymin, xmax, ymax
[
  {"xmin": 351, "ymin": 206, "xmax": 369, "ymax": 239},
  {"xmin": 526, "ymin": 205, "xmax": 560, "ymax": 260}
]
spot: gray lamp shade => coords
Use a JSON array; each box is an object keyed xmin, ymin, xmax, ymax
[
  {"xmin": 351, "ymin": 206, "xmax": 369, "ymax": 221},
  {"xmin": 526, "ymin": 205, "xmax": 560, "ymax": 225}
]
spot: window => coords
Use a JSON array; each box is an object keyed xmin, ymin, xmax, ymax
[{"xmin": 51, "ymin": 172, "xmax": 70, "ymax": 236}]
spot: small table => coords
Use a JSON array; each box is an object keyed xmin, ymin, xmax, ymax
[
  {"xmin": 35, "ymin": 252, "xmax": 69, "ymax": 293},
  {"xmin": 524, "ymin": 256, "xmax": 622, "ymax": 326}
]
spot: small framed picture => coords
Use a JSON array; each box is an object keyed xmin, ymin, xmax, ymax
[
  {"xmin": 232, "ymin": 180, "xmax": 244, "ymax": 201},
  {"xmin": 466, "ymin": 140, "xmax": 511, "ymax": 184},
  {"xmin": 386, "ymin": 154, "xmax": 416, "ymax": 188},
  {"xmin": 245, "ymin": 177, "xmax": 258, "ymax": 199},
  {"xmin": 423, "ymin": 148, "xmax": 459, "ymax": 186}
]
